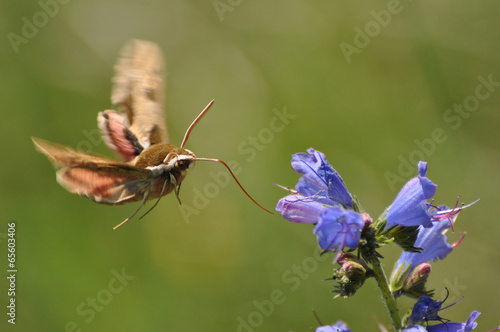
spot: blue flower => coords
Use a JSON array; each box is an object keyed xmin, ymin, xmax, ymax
[
  {"xmin": 314, "ymin": 207, "xmax": 364, "ymax": 252},
  {"xmin": 316, "ymin": 321, "xmax": 353, "ymax": 332},
  {"xmin": 384, "ymin": 161, "xmax": 478, "ymax": 231},
  {"xmin": 276, "ymin": 149, "xmax": 363, "ymax": 261},
  {"xmin": 386, "ymin": 161, "xmax": 437, "ymax": 229},
  {"xmin": 291, "ymin": 148, "xmax": 353, "ymax": 208}
]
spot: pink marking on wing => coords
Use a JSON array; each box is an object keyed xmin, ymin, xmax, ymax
[
  {"xmin": 59, "ymin": 167, "xmax": 140, "ymax": 204},
  {"xmin": 98, "ymin": 111, "xmax": 137, "ymax": 161}
]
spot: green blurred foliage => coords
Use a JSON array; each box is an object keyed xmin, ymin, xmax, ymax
[{"xmin": 1, "ymin": 0, "xmax": 499, "ymax": 331}]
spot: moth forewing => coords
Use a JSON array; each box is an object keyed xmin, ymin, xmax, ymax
[
  {"xmin": 56, "ymin": 167, "xmax": 143, "ymax": 205},
  {"xmin": 111, "ymin": 39, "xmax": 168, "ymax": 148},
  {"xmin": 32, "ymin": 137, "xmax": 153, "ymax": 205}
]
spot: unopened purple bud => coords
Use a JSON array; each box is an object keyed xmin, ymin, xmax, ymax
[
  {"xmin": 363, "ymin": 213, "xmax": 373, "ymax": 227},
  {"xmin": 343, "ymin": 261, "xmax": 366, "ymax": 276},
  {"xmin": 332, "ymin": 254, "xmax": 372, "ymax": 298},
  {"xmin": 337, "ymin": 252, "xmax": 358, "ymax": 266}
]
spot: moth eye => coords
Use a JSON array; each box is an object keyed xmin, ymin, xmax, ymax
[{"xmin": 175, "ymin": 160, "xmax": 190, "ymax": 170}]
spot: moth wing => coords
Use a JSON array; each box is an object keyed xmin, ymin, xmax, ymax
[
  {"xmin": 110, "ymin": 39, "xmax": 168, "ymax": 149},
  {"xmin": 57, "ymin": 167, "xmax": 148, "ymax": 205},
  {"xmin": 33, "ymin": 137, "xmax": 151, "ymax": 204}
]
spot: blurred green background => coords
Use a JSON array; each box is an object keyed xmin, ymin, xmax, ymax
[{"xmin": 1, "ymin": 1, "xmax": 499, "ymax": 331}]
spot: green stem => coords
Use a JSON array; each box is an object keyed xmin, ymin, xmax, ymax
[{"xmin": 371, "ymin": 259, "xmax": 402, "ymax": 331}]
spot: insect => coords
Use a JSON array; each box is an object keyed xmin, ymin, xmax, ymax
[{"xmin": 33, "ymin": 39, "xmax": 271, "ymax": 230}]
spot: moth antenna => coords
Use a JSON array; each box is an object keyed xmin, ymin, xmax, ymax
[
  {"xmin": 139, "ymin": 177, "xmax": 172, "ymax": 220},
  {"xmin": 181, "ymin": 100, "xmax": 215, "ymax": 149},
  {"xmin": 195, "ymin": 157, "xmax": 273, "ymax": 214},
  {"xmin": 113, "ymin": 191, "xmax": 150, "ymax": 230}
]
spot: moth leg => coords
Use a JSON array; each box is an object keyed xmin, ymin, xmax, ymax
[
  {"xmin": 113, "ymin": 190, "xmax": 150, "ymax": 230},
  {"xmin": 171, "ymin": 173, "xmax": 182, "ymax": 205},
  {"xmin": 138, "ymin": 178, "xmax": 170, "ymax": 220},
  {"xmin": 162, "ymin": 152, "xmax": 183, "ymax": 204}
]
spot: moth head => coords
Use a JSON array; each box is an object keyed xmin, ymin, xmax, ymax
[{"xmin": 161, "ymin": 148, "xmax": 196, "ymax": 172}]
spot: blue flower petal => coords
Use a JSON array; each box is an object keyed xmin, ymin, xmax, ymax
[
  {"xmin": 292, "ymin": 148, "xmax": 353, "ymax": 208},
  {"xmin": 402, "ymin": 326, "xmax": 428, "ymax": 332},
  {"xmin": 426, "ymin": 311, "xmax": 481, "ymax": 332},
  {"xmin": 314, "ymin": 207, "xmax": 364, "ymax": 251},
  {"xmin": 316, "ymin": 321, "xmax": 353, "ymax": 332},
  {"xmin": 386, "ymin": 161, "xmax": 437, "ymax": 228},
  {"xmin": 418, "ymin": 161, "xmax": 428, "ymax": 177}
]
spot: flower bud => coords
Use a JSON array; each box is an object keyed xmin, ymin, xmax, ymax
[
  {"xmin": 402, "ymin": 263, "xmax": 432, "ymax": 299},
  {"xmin": 386, "ymin": 225, "xmax": 421, "ymax": 253},
  {"xmin": 332, "ymin": 254, "xmax": 372, "ymax": 298}
]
